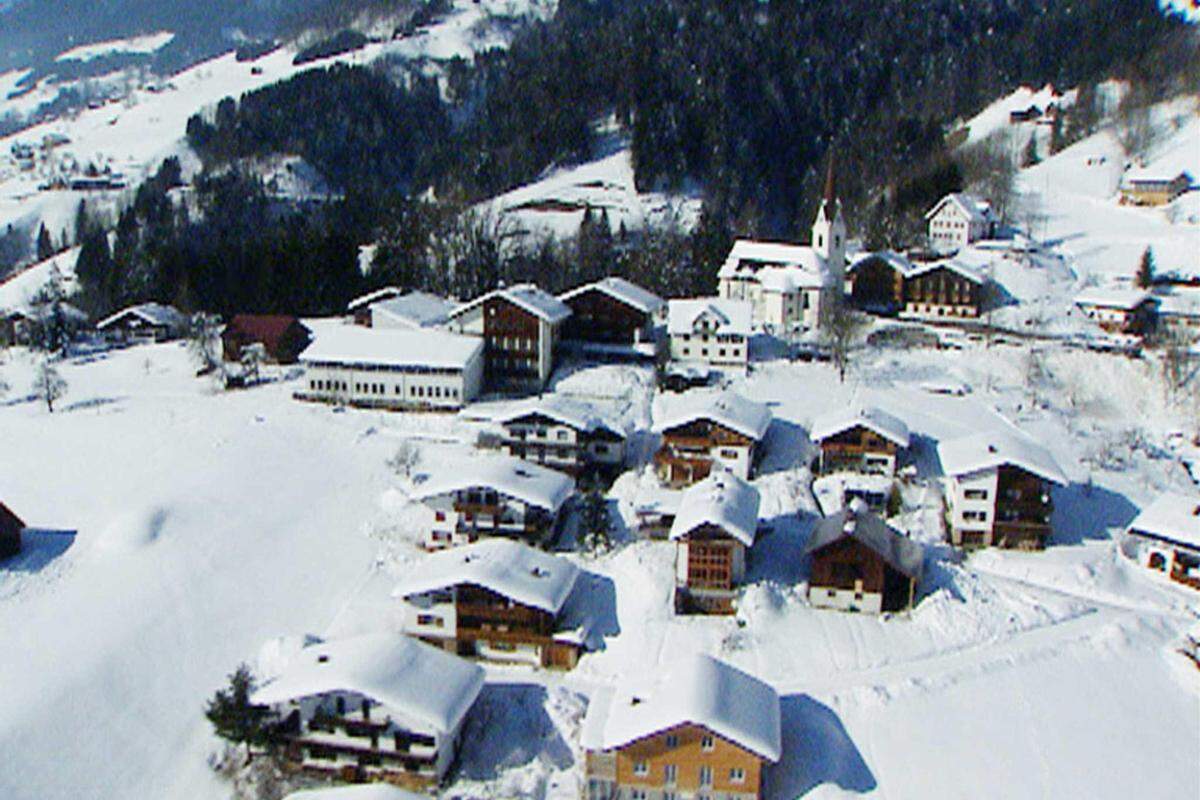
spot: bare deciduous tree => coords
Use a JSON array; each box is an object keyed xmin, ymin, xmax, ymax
[
  {"xmin": 239, "ymin": 342, "xmax": 266, "ymax": 386},
  {"xmin": 819, "ymin": 295, "xmax": 869, "ymax": 383},
  {"xmin": 187, "ymin": 312, "xmax": 224, "ymax": 378},
  {"xmin": 33, "ymin": 359, "xmax": 67, "ymax": 412},
  {"xmin": 387, "ymin": 440, "xmax": 421, "ymax": 478}
]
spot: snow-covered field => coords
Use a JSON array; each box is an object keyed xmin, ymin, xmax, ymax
[
  {"xmin": 0, "ymin": 316, "xmax": 1197, "ymax": 799},
  {"xmin": 55, "ymin": 31, "xmax": 177, "ymax": 63}
]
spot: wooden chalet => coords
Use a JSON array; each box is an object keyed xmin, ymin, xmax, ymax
[
  {"xmin": 810, "ymin": 406, "xmax": 910, "ymax": 477},
  {"xmin": 805, "ymin": 501, "xmax": 924, "ymax": 614},
  {"xmin": 581, "ymin": 654, "xmax": 781, "ymax": 800},
  {"xmin": 939, "ymin": 432, "xmax": 1067, "ymax": 549},
  {"xmin": 411, "ymin": 455, "xmax": 575, "ymax": 550},
  {"xmin": 1073, "ymin": 288, "xmax": 1156, "ymax": 335},
  {"xmin": 446, "ymin": 284, "xmax": 572, "ymax": 394},
  {"xmin": 493, "ymin": 396, "xmax": 626, "ymax": 477},
  {"xmin": 1125, "ymin": 492, "xmax": 1200, "ymax": 591},
  {"xmin": 901, "ymin": 259, "xmax": 985, "ymax": 320},
  {"xmin": 393, "ymin": 539, "xmax": 589, "ymax": 669},
  {"xmin": 653, "ymin": 390, "xmax": 772, "ymax": 488},
  {"xmin": 846, "ymin": 251, "xmax": 909, "ymax": 314},
  {"xmin": 558, "ymin": 276, "xmax": 665, "ymax": 359},
  {"xmin": 1120, "ymin": 169, "xmax": 1192, "ymax": 207},
  {"xmin": 96, "ymin": 302, "xmax": 187, "ymax": 342},
  {"xmin": 0, "ymin": 501, "xmax": 25, "ymax": 559},
  {"xmin": 253, "ymin": 634, "xmax": 484, "ymax": 790},
  {"xmin": 222, "ymin": 314, "xmax": 311, "ymax": 365},
  {"xmin": 670, "ymin": 470, "xmax": 761, "ymax": 615}
]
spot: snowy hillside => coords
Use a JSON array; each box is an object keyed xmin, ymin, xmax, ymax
[{"xmin": 55, "ymin": 31, "xmax": 176, "ymax": 63}]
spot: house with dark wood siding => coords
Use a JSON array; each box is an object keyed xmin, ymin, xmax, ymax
[{"xmin": 222, "ymin": 314, "xmax": 311, "ymax": 365}]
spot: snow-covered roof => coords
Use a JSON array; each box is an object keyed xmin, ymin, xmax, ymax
[
  {"xmin": 1124, "ymin": 166, "xmax": 1192, "ymax": 185},
  {"xmin": 285, "ymin": 786, "xmax": 427, "ymax": 800},
  {"xmin": 718, "ymin": 239, "xmax": 830, "ymax": 289},
  {"xmin": 392, "ymin": 538, "xmax": 580, "ymax": 614},
  {"xmin": 810, "ymin": 406, "xmax": 911, "ymax": 448},
  {"xmin": 1126, "ymin": 492, "xmax": 1200, "ymax": 550},
  {"xmin": 580, "ymin": 653, "xmax": 781, "ymax": 762},
  {"xmin": 251, "ymin": 634, "xmax": 484, "ymax": 736},
  {"xmin": 450, "ymin": 283, "xmax": 572, "ymax": 324},
  {"xmin": 411, "ymin": 454, "xmax": 575, "ymax": 512},
  {"xmin": 347, "ymin": 285, "xmax": 403, "ymax": 312},
  {"xmin": 96, "ymin": 302, "xmax": 185, "ymax": 331},
  {"xmin": 371, "ymin": 291, "xmax": 456, "ymax": 329},
  {"xmin": 1154, "ymin": 288, "xmax": 1200, "ymax": 319},
  {"xmin": 1074, "ymin": 287, "xmax": 1153, "ymax": 311},
  {"xmin": 666, "ymin": 298, "xmax": 753, "ymax": 338},
  {"xmin": 494, "ymin": 395, "xmax": 624, "ymax": 438},
  {"xmin": 805, "ymin": 501, "xmax": 924, "ymax": 580},
  {"xmin": 654, "ymin": 389, "xmax": 772, "ymax": 442},
  {"xmin": 559, "ymin": 276, "xmax": 665, "ymax": 315},
  {"xmin": 925, "ymin": 193, "xmax": 995, "ymax": 224},
  {"xmin": 669, "ymin": 470, "xmax": 761, "ymax": 547},
  {"xmin": 904, "ymin": 258, "xmax": 986, "ymax": 285},
  {"xmin": 847, "ymin": 249, "xmax": 917, "ymax": 277},
  {"xmin": 299, "ymin": 326, "xmax": 482, "ymax": 370},
  {"xmin": 938, "ymin": 430, "xmax": 1067, "ymax": 485}
]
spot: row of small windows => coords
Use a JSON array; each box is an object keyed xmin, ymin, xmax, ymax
[
  {"xmin": 630, "ymin": 759, "xmax": 744, "ymax": 786},
  {"xmin": 679, "ymin": 347, "xmax": 743, "ymax": 360},
  {"xmin": 308, "ymin": 379, "xmax": 459, "ymax": 400}
]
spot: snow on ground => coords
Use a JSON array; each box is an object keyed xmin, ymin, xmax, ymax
[
  {"xmin": 0, "ymin": 246, "xmax": 79, "ymax": 310},
  {"xmin": 1163, "ymin": 0, "xmax": 1200, "ymax": 23},
  {"xmin": 0, "ymin": 68, "xmax": 31, "ymax": 99},
  {"xmin": 958, "ymin": 84, "xmax": 1074, "ymax": 148},
  {"xmin": 4, "ymin": 315, "xmax": 1197, "ymax": 799},
  {"xmin": 55, "ymin": 31, "xmax": 177, "ymax": 63}
]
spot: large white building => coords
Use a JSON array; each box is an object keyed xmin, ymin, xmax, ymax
[
  {"xmin": 251, "ymin": 633, "xmax": 484, "ymax": 788},
  {"xmin": 925, "ymin": 193, "xmax": 998, "ymax": 254},
  {"xmin": 667, "ymin": 298, "xmax": 753, "ymax": 368},
  {"xmin": 296, "ymin": 326, "xmax": 483, "ymax": 411},
  {"xmin": 716, "ymin": 162, "xmax": 846, "ymax": 333}
]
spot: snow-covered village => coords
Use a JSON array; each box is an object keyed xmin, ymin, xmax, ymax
[{"xmin": 1, "ymin": 2, "xmax": 1199, "ymax": 800}]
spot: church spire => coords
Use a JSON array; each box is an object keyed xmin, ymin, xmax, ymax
[{"xmin": 822, "ymin": 151, "xmax": 837, "ymax": 207}]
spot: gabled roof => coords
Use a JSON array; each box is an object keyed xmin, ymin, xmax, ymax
[
  {"xmin": 580, "ymin": 654, "xmax": 781, "ymax": 762},
  {"xmin": 805, "ymin": 501, "xmax": 924, "ymax": 580},
  {"xmin": 924, "ymin": 193, "xmax": 995, "ymax": 224},
  {"xmin": 810, "ymin": 406, "xmax": 910, "ymax": 449},
  {"xmin": 654, "ymin": 390, "xmax": 772, "ymax": 442},
  {"xmin": 299, "ymin": 326, "xmax": 481, "ymax": 371},
  {"xmin": 666, "ymin": 298, "xmax": 753, "ymax": 338},
  {"xmin": 847, "ymin": 250, "xmax": 918, "ymax": 277},
  {"xmin": 1124, "ymin": 166, "xmax": 1192, "ymax": 185},
  {"xmin": 1126, "ymin": 492, "xmax": 1200, "ymax": 550},
  {"xmin": 450, "ymin": 283, "xmax": 572, "ymax": 324},
  {"xmin": 96, "ymin": 302, "xmax": 186, "ymax": 331},
  {"xmin": 938, "ymin": 430, "xmax": 1067, "ymax": 485},
  {"xmin": 392, "ymin": 539, "xmax": 580, "ymax": 614},
  {"xmin": 410, "ymin": 455, "xmax": 575, "ymax": 512},
  {"xmin": 286, "ymin": 786, "xmax": 427, "ymax": 800},
  {"xmin": 718, "ymin": 239, "xmax": 830, "ymax": 289},
  {"xmin": 904, "ymin": 258, "xmax": 985, "ymax": 285},
  {"xmin": 669, "ymin": 470, "xmax": 761, "ymax": 547},
  {"xmin": 1074, "ymin": 287, "xmax": 1154, "ymax": 311},
  {"xmin": 559, "ymin": 277, "xmax": 665, "ymax": 316},
  {"xmin": 251, "ymin": 634, "xmax": 484, "ymax": 736},
  {"xmin": 347, "ymin": 286, "xmax": 404, "ymax": 312},
  {"xmin": 371, "ymin": 291, "xmax": 456, "ymax": 329},
  {"xmin": 494, "ymin": 395, "xmax": 624, "ymax": 439}
]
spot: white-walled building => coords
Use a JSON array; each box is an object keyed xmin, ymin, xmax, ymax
[
  {"xmin": 251, "ymin": 634, "xmax": 484, "ymax": 789},
  {"xmin": 1125, "ymin": 492, "xmax": 1200, "ymax": 589},
  {"xmin": 296, "ymin": 326, "xmax": 483, "ymax": 411},
  {"xmin": 925, "ymin": 193, "xmax": 998, "ymax": 253},
  {"xmin": 392, "ymin": 538, "xmax": 590, "ymax": 668},
  {"xmin": 492, "ymin": 395, "xmax": 626, "ymax": 475},
  {"xmin": 412, "ymin": 455, "xmax": 575, "ymax": 549},
  {"xmin": 667, "ymin": 298, "xmax": 753, "ymax": 368},
  {"xmin": 717, "ymin": 162, "xmax": 846, "ymax": 333},
  {"xmin": 939, "ymin": 431, "xmax": 1067, "ymax": 549}
]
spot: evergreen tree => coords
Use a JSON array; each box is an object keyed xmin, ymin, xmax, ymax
[
  {"xmin": 204, "ymin": 664, "xmax": 275, "ymax": 747},
  {"xmin": 36, "ymin": 223, "xmax": 54, "ymax": 262},
  {"xmin": 1021, "ymin": 134, "xmax": 1041, "ymax": 168},
  {"xmin": 1136, "ymin": 246, "xmax": 1156, "ymax": 289},
  {"xmin": 580, "ymin": 483, "xmax": 612, "ymax": 554}
]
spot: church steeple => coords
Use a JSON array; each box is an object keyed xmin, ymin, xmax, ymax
[
  {"xmin": 822, "ymin": 152, "xmax": 837, "ymax": 208},
  {"xmin": 811, "ymin": 150, "xmax": 847, "ymax": 286}
]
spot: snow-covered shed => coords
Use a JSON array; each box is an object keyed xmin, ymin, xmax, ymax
[{"xmin": 251, "ymin": 633, "xmax": 484, "ymax": 788}]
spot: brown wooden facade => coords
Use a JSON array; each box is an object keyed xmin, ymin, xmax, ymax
[
  {"xmin": 482, "ymin": 295, "xmax": 551, "ymax": 392},
  {"xmin": 849, "ymin": 256, "xmax": 905, "ymax": 313},
  {"xmin": 561, "ymin": 287, "xmax": 653, "ymax": 345},
  {"xmin": 585, "ymin": 723, "xmax": 767, "ymax": 800},
  {"xmin": 808, "ymin": 536, "xmax": 916, "ymax": 612},
  {"xmin": 991, "ymin": 465, "xmax": 1054, "ymax": 550},
  {"xmin": 675, "ymin": 523, "xmax": 743, "ymax": 615},
  {"xmin": 818, "ymin": 425, "xmax": 899, "ymax": 474},
  {"xmin": 420, "ymin": 583, "xmax": 581, "ymax": 669},
  {"xmin": 903, "ymin": 266, "xmax": 981, "ymax": 318},
  {"xmin": 221, "ymin": 314, "xmax": 311, "ymax": 364},
  {"xmin": 655, "ymin": 421, "xmax": 756, "ymax": 488}
]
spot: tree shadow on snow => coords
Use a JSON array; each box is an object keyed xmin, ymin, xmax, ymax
[
  {"xmin": 759, "ymin": 419, "xmax": 812, "ymax": 476},
  {"xmin": 0, "ymin": 529, "xmax": 76, "ymax": 574},
  {"xmin": 564, "ymin": 570, "xmax": 621, "ymax": 649},
  {"xmin": 1050, "ymin": 483, "xmax": 1138, "ymax": 545},
  {"xmin": 62, "ymin": 396, "xmax": 123, "ymax": 413},
  {"xmin": 766, "ymin": 694, "xmax": 877, "ymax": 799},
  {"xmin": 456, "ymin": 684, "xmax": 574, "ymax": 781}
]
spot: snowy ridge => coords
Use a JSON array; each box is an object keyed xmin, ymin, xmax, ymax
[{"xmin": 55, "ymin": 32, "xmax": 176, "ymax": 63}]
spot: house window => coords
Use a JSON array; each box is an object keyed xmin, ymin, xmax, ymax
[
  {"xmin": 701, "ymin": 735, "xmax": 715, "ymax": 752},
  {"xmin": 665, "ymin": 734, "xmax": 679, "ymax": 749},
  {"xmin": 664, "ymin": 764, "xmax": 677, "ymax": 784},
  {"xmin": 719, "ymin": 449, "xmax": 738, "ymax": 459},
  {"xmin": 699, "ymin": 765, "xmax": 713, "ymax": 786},
  {"xmin": 964, "ymin": 489, "xmax": 988, "ymax": 500},
  {"xmin": 633, "ymin": 761, "xmax": 649, "ymax": 777},
  {"xmin": 416, "ymin": 614, "xmax": 443, "ymax": 627},
  {"xmin": 730, "ymin": 767, "xmax": 746, "ymax": 783},
  {"xmin": 631, "ymin": 791, "xmax": 647, "ymax": 800},
  {"xmin": 963, "ymin": 511, "xmax": 987, "ymax": 522}
]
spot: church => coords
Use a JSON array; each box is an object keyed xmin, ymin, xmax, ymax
[{"xmin": 716, "ymin": 158, "xmax": 847, "ymax": 334}]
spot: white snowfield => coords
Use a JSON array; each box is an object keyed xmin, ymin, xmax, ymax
[{"xmin": 55, "ymin": 31, "xmax": 176, "ymax": 63}]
